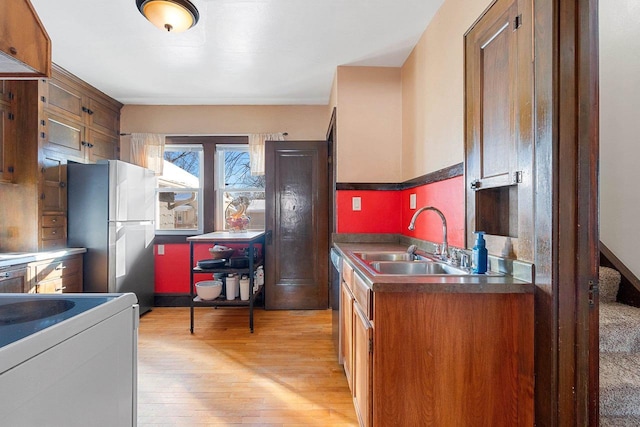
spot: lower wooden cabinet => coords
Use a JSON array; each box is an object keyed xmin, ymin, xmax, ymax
[
  {"xmin": 341, "ymin": 281, "xmax": 354, "ymax": 391},
  {"xmin": 30, "ymin": 254, "xmax": 83, "ymax": 293},
  {"xmin": 352, "ymin": 301, "xmax": 372, "ymax": 427},
  {"xmin": 340, "ymin": 262, "xmax": 534, "ymax": 427},
  {"xmin": 0, "ymin": 264, "xmax": 28, "ymax": 293}
]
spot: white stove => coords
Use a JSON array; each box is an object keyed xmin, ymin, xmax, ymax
[{"xmin": 0, "ymin": 293, "xmax": 138, "ymax": 426}]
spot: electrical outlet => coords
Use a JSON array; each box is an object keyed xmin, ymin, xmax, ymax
[
  {"xmin": 352, "ymin": 197, "xmax": 362, "ymax": 211},
  {"xmin": 157, "ymin": 244, "xmax": 164, "ymax": 255},
  {"xmin": 410, "ymin": 194, "xmax": 417, "ymax": 209}
]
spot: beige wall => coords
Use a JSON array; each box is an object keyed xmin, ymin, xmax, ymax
[
  {"xmin": 120, "ymin": 104, "xmax": 328, "ymax": 160},
  {"xmin": 401, "ymin": 0, "xmax": 492, "ymax": 180},
  {"xmin": 599, "ymin": 0, "xmax": 640, "ymax": 278},
  {"xmin": 335, "ymin": 66, "xmax": 403, "ymax": 183}
]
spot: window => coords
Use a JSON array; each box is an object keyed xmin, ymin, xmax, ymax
[
  {"xmin": 156, "ymin": 144, "xmax": 204, "ymax": 234},
  {"xmin": 215, "ymin": 144, "xmax": 265, "ymax": 231}
]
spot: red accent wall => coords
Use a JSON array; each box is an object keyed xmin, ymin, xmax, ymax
[
  {"xmin": 335, "ymin": 176, "xmax": 465, "ymax": 246},
  {"xmin": 336, "ymin": 190, "xmax": 402, "ymax": 233},
  {"xmin": 400, "ymin": 176, "xmax": 465, "ymax": 248}
]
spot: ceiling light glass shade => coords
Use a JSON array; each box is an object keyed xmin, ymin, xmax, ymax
[{"xmin": 136, "ymin": 0, "xmax": 200, "ymax": 33}]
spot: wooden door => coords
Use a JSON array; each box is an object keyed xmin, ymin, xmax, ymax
[
  {"xmin": 41, "ymin": 151, "xmax": 67, "ymax": 213},
  {"xmin": 265, "ymin": 140, "xmax": 328, "ymax": 309},
  {"xmin": 0, "ymin": 101, "xmax": 15, "ymax": 183}
]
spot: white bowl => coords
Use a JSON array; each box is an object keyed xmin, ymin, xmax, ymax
[{"xmin": 195, "ymin": 280, "xmax": 222, "ymax": 300}]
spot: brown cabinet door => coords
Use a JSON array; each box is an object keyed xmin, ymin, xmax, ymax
[
  {"xmin": 43, "ymin": 113, "xmax": 85, "ymax": 161},
  {"xmin": 341, "ymin": 281, "xmax": 354, "ymax": 392},
  {"xmin": 86, "ymin": 129, "xmax": 117, "ymax": 163},
  {"xmin": 353, "ymin": 302, "xmax": 372, "ymax": 427},
  {"xmin": 87, "ymin": 97, "xmax": 120, "ymax": 137},
  {"xmin": 45, "ymin": 78, "xmax": 84, "ymax": 122},
  {"xmin": 0, "ymin": 101, "xmax": 16, "ymax": 183},
  {"xmin": 465, "ymin": 0, "xmax": 520, "ymax": 190},
  {"xmin": 264, "ymin": 140, "xmax": 329, "ymax": 309},
  {"xmin": 0, "ymin": 265, "xmax": 28, "ymax": 293},
  {"xmin": 0, "ymin": 0, "xmax": 50, "ymax": 77},
  {"xmin": 41, "ymin": 152, "xmax": 67, "ymax": 213}
]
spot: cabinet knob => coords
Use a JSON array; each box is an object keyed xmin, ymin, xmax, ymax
[
  {"xmin": 0, "ymin": 273, "xmax": 9, "ymax": 278},
  {"xmin": 82, "ymin": 106, "xmax": 89, "ymax": 113},
  {"xmin": 9, "ymin": 47, "xmax": 17, "ymax": 55},
  {"xmin": 470, "ymin": 179, "xmax": 481, "ymax": 190},
  {"xmin": 59, "ymin": 182, "xmax": 66, "ymax": 188},
  {"xmin": 87, "ymin": 109, "xmax": 94, "ymax": 115}
]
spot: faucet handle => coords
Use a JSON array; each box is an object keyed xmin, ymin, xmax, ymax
[
  {"xmin": 460, "ymin": 252, "xmax": 470, "ymax": 268},
  {"xmin": 433, "ymin": 244, "xmax": 441, "ymax": 256},
  {"xmin": 449, "ymin": 249, "xmax": 460, "ymax": 266}
]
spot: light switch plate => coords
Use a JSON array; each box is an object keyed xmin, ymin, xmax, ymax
[
  {"xmin": 157, "ymin": 244, "xmax": 164, "ymax": 255},
  {"xmin": 352, "ymin": 197, "xmax": 362, "ymax": 211},
  {"xmin": 410, "ymin": 194, "xmax": 417, "ymax": 209}
]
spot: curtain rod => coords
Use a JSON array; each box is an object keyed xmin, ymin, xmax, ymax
[{"xmin": 119, "ymin": 132, "xmax": 288, "ymax": 136}]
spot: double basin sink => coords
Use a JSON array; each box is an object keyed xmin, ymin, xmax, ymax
[{"xmin": 355, "ymin": 250, "xmax": 473, "ymax": 276}]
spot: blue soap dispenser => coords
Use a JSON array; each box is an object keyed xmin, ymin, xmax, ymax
[{"xmin": 472, "ymin": 231, "xmax": 488, "ymax": 274}]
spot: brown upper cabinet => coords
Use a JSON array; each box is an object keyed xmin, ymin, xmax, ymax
[
  {"xmin": 465, "ymin": 0, "xmax": 534, "ymax": 261},
  {"xmin": 0, "ymin": 66, "xmax": 121, "ymax": 252},
  {"xmin": 42, "ymin": 66, "xmax": 121, "ymax": 163},
  {"xmin": 0, "ymin": 0, "xmax": 51, "ymax": 78}
]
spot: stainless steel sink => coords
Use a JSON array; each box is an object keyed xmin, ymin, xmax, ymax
[
  {"xmin": 354, "ymin": 251, "xmax": 416, "ymax": 261},
  {"xmin": 370, "ymin": 261, "xmax": 469, "ymax": 275}
]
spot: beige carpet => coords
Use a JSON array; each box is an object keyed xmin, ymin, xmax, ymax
[{"xmin": 600, "ymin": 266, "xmax": 640, "ymax": 424}]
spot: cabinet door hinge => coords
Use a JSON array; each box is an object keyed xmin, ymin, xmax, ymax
[
  {"xmin": 513, "ymin": 171, "xmax": 523, "ymax": 184},
  {"xmin": 8, "ymin": 113, "xmax": 15, "ymax": 121},
  {"xmin": 589, "ymin": 280, "xmax": 599, "ymax": 307},
  {"xmin": 514, "ymin": 14, "xmax": 523, "ymax": 30},
  {"xmin": 8, "ymin": 92, "xmax": 14, "ymax": 101},
  {"xmin": 368, "ymin": 338, "xmax": 373, "ymax": 354}
]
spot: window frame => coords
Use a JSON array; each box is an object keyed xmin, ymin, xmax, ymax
[
  {"xmin": 214, "ymin": 144, "xmax": 265, "ymax": 231},
  {"xmin": 155, "ymin": 143, "xmax": 204, "ymax": 236}
]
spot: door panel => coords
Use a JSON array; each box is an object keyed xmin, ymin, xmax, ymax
[{"xmin": 265, "ymin": 140, "xmax": 328, "ymax": 309}]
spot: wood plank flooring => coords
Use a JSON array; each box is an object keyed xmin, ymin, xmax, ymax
[{"xmin": 137, "ymin": 307, "xmax": 357, "ymax": 426}]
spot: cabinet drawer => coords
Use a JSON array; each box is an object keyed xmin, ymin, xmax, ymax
[
  {"xmin": 342, "ymin": 260, "xmax": 354, "ymax": 291},
  {"xmin": 0, "ymin": 265, "xmax": 28, "ymax": 293},
  {"xmin": 42, "ymin": 215, "xmax": 66, "ymax": 227},
  {"xmin": 35, "ymin": 256, "xmax": 82, "ymax": 282},
  {"xmin": 41, "ymin": 226, "xmax": 64, "ymax": 241},
  {"xmin": 41, "ymin": 238, "xmax": 67, "ymax": 250},
  {"xmin": 353, "ymin": 273, "xmax": 372, "ymax": 319},
  {"xmin": 36, "ymin": 275, "xmax": 81, "ymax": 294}
]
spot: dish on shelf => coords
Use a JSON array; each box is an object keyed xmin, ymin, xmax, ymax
[
  {"xmin": 195, "ymin": 280, "xmax": 223, "ymax": 300},
  {"xmin": 197, "ymin": 259, "xmax": 226, "ymax": 269},
  {"xmin": 209, "ymin": 245, "xmax": 235, "ymax": 260}
]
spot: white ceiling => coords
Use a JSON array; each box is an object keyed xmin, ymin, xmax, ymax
[{"xmin": 30, "ymin": 0, "xmax": 443, "ymax": 105}]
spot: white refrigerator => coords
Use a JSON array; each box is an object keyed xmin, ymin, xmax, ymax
[{"xmin": 68, "ymin": 160, "xmax": 156, "ymax": 314}]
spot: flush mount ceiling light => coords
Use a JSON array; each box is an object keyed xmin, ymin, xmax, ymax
[{"xmin": 136, "ymin": 0, "xmax": 200, "ymax": 33}]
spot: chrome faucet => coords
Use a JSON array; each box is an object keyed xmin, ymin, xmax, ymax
[{"xmin": 407, "ymin": 206, "xmax": 449, "ymax": 261}]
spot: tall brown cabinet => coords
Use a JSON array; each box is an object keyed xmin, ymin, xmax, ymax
[
  {"xmin": 0, "ymin": 64, "xmax": 122, "ymax": 252},
  {"xmin": 465, "ymin": 0, "xmax": 533, "ymax": 261}
]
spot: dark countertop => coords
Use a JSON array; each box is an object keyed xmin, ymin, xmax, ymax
[{"xmin": 334, "ymin": 241, "xmax": 534, "ymax": 294}]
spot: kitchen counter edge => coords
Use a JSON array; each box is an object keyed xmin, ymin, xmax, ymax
[
  {"xmin": 334, "ymin": 242, "xmax": 534, "ymax": 294},
  {"xmin": 0, "ymin": 248, "xmax": 87, "ymax": 269}
]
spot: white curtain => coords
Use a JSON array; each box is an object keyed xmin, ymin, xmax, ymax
[
  {"xmin": 129, "ymin": 133, "xmax": 166, "ymax": 175},
  {"xmin": 248, "ymin": 133, "xmax": 285, "ymax": 176}
]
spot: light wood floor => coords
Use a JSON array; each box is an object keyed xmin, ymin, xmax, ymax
[{"xmin": 137, "ymin": 307, "xmax": 358, "ymax": 426}]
